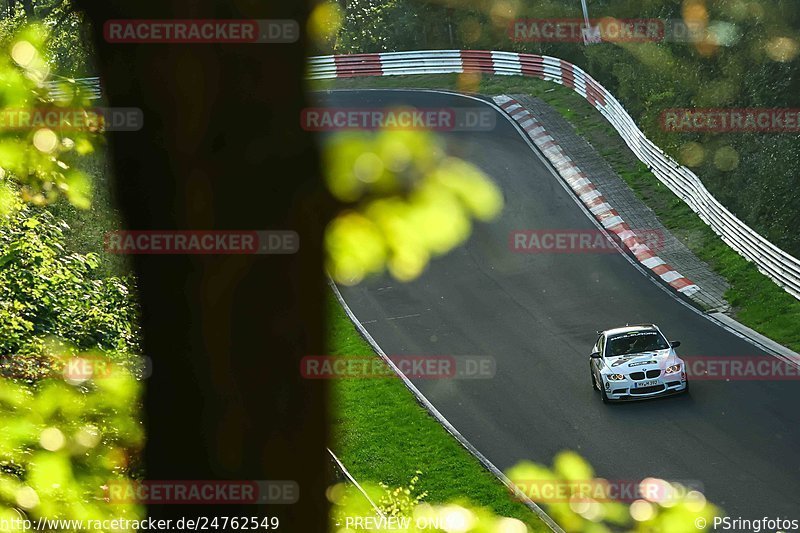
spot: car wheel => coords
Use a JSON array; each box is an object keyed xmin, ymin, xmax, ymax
[
  {"xmin": 589, "ymin": 362, "xmax": 598, "ymax": 390},
  {"xmin": 683, "ymin": 380, "xmax": 690, "ymax": 394},
  {"xmin": 600, "ymin": 386, "xmax": 611, "ymax": 403}
]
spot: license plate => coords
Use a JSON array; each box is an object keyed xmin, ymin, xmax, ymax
[{"xmin": 635, "ymin": 379, "xmax": 659, "ymax": 388}]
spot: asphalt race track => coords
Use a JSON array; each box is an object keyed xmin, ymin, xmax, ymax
[{"xmin": 319, "ymin": 89, "xmax": 800, "ymax": 519}]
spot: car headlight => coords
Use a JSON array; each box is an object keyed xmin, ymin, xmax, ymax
[
  {"xmin": 665, "ymin": 364, "xmax": 682, "ymax": 374},
  {"xmin": 607, "ymin": 374, "xmax": 625, "ymax": 381}
]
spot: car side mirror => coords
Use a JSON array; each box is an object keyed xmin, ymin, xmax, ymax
[
  {"xmin": 590, "ymin": 350, "xmax": 601, "ymax": 359},
  {"xmin": 670, "ymin": 340, "xmax": 681, "ymax": 348}
]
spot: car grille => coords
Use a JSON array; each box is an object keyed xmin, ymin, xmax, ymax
[
  {"xmin": 630, "ymin": 385, "xmax": 666, "ymax": 395},
  {"xmin": 629, "ymin": 370, "xmax": 661, "ymax": 380}
]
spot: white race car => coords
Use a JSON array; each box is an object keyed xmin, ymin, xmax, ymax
[{"xmin": 590, "ymin": 324, "xmax": 688, "ymax": 403}]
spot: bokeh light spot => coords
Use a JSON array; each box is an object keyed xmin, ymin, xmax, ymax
[
  {"xmin": 714, "ymin": 146, "xmax": 740, "ymax": 171},
  {"xmin": 630, "ymin": 499, "xmax": 655, "ymax": 521},
  {"xmin": 765, "ymin": 37, "xmax": 799, "ymax": 62},
  {"xmin": 15, "ymin": 486, "xmax": 39, "ymax": 509},
  {"xmin": 40, "ymin": 427, "xmax": 66, "ymax": 451},
  {"xmin": 494, "ymin": 517, "xmax": 527, "ymax": 533},
  {"xmin": 11, "ymin": 40, "xmax": 36, "ymax": 67},
  {"xmin": 685, "ymin": 490, "xmax": 708, "ymax": 512},
  {"xmin": 33, "ymin": 128, "xmax": 58, "ymax": 153},
  {"xmin": 679, "ymin": 142, "xmax": 705, "ymax": 166},
  {"xmin": 75, "ymin": 425, "xmax": 101, "ymax": 449}
]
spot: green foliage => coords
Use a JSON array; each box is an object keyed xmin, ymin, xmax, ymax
[
  {"xmin": 0, "ymin": 203, "xmax": 143, "ymax": 525},
  {"xmin": 507, "ymin": 451, "xmax": 718, "ymax": 532},
  {"xmin": 334, "ymin": 0, "xmax": 431, "ymax": 53},
  {"xmin": 308, "ymin": 1, "xmax": 344, "ymax": 54},
  {"xmin": 0, "ymin": 360, "xmax": 144, "ymax": 524},
  {"xmin": 0, "ymin": 18, "xmax": 141, "ymax": 524},
  {"xmin": 324, "ymin": 129, "xmax": 503, "ymax": 284},
  {"xmin": 45, "ymin": 154, "xmax": 132, "ymax": 279},
  {"xmin": 0, "ymin": 23, "xmax": 101, "ymax": 212},
  {"xmin": 330, "ymin": 472, "xmax": 431, "ymax": 530},
  {"xmin": 578, "ymin": 3, "xmax": 800, "ymax": 256},
  {"xmin": 0, "ymin": 206, "xmax": 139, "ymax": 382},
  {"xmin": 377, "ymin": 471, "xmax": 428, "ymax": 519},
  {"xmin": 0, "ymin": 0, "xmax": 93, "ymax": 76}
]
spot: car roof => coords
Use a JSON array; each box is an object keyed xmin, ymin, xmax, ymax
[{"xmin": 603, "ymin": 324, "xmax": 659, "ymax": 336}]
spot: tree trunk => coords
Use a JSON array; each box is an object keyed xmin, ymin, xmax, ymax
[{"xmin": 73, "ymin": 3, "xmax": 330, "ymax": 529}]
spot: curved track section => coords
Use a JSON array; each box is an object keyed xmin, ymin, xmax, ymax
[{"xmin": 322, "ymin": 89, "xmax": 800, "ymax": 519}]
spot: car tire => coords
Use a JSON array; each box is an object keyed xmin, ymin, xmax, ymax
[
  {"xmin": 590, "ymin": 362, "xmax": 598, "ymax": 390},
  {"xmin": 600, "ymin": 386, "xmax": 611, "ymax": 403},
  {"xmin": 683, "ymin": 380, "xmax": 690, "ymax": 394}
]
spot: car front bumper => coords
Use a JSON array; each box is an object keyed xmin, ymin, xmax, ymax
[{"xmin": 603, "ymin": 374, "xmax": 687, "ymax": 401}]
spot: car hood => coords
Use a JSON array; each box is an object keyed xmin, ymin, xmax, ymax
[{"xmin": 605, "ymin": 349, "xmax": 678, "ymax": 372}]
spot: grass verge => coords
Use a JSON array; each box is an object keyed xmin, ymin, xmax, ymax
[
  {"xmin": 47, "ymin": 150, "xmax": 132, "ymax": 278},
  {"xmin": 327, "ymin": 292, "xmax": 551, "ymax": 532},
  {"xmin": 311, "ymin": 74, "xmax": 800, "ymax": 352}
]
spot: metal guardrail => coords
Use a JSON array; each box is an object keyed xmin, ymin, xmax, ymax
[
  {"xmin": 44, "ymin": 77, "xmax": 102, "ymax": 101},
  {"xmin": 309, "ymin": 50, "xmax": 800, "ymax": 301},
  {"xmin": 47, "ymin": 51, "xmax": 800, "ymax": 301}
]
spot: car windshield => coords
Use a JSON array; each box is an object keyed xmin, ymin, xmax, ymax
[{"xmin": 606, "ymin": 331, "xmax": 669, "ymax": 357}]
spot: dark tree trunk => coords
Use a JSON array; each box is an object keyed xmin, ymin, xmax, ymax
[{"xmin": 73, "ymin": 2, "xmax": 329, "ymax": 530}]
